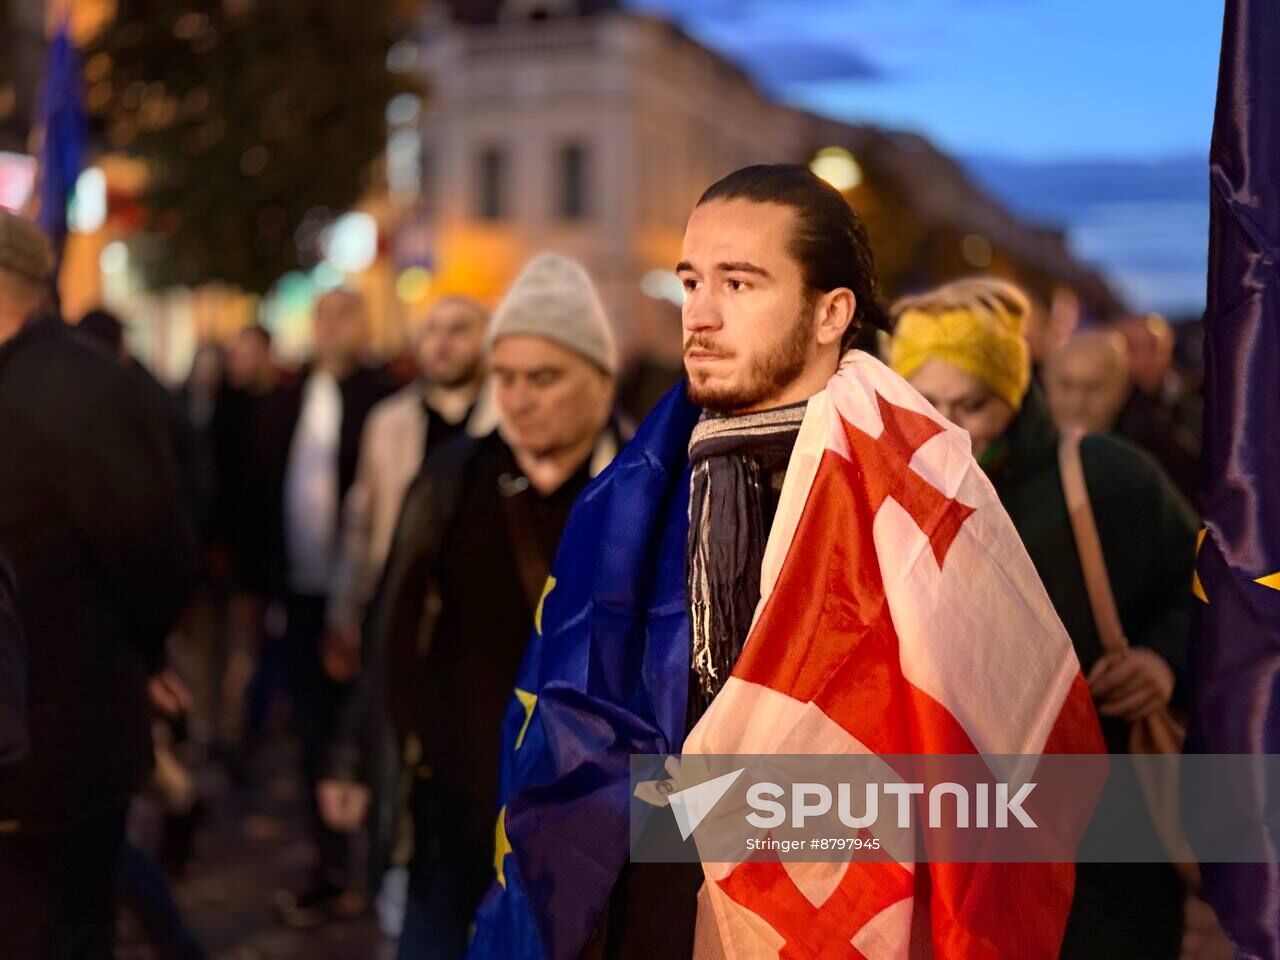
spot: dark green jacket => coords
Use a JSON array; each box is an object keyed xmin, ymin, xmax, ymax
[{"xmin": 986, "ymin": 389, "xmax": 1198, "ymax": 751}]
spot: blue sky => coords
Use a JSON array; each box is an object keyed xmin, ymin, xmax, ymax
[{"xmin": 629, "ymin": 0, "xmax": 1223, "ymax": 163}]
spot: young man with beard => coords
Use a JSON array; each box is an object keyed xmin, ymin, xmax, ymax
[{"xmin": 471, "ymin": 167, "xmax": 1103, "ymax": 959}]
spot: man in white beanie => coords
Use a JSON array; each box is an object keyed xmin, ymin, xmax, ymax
[{"xmin": 319, "ymin": 252, "xmax": 624, "ymax": 959}]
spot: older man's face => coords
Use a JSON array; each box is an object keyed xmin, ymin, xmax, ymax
[
  {"xmin": 1045, "ymin": 337, "xmax": 1130, "ymax": 433},
  {"xmin": 490, "ymin": 335, "xmax": 612, "ymax": 459}
]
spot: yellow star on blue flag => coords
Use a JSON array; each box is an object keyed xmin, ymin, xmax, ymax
[
  {"xmin": 493, "ymin": 805, "xmax": 511, "ymax": 887},
  {"xmin": 1193, "ymin": 528, "xmax": 1209, "ymax": 603}
]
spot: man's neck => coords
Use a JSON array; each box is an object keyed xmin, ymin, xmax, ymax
[
  {"xmin": 423, "ymin": 376, "xmax": 481, "ymax": 425},
  {"xmin": 512, "ymin": 429, "xmax": 599, "ymax": 497},
  {"xmin": 314, "ymin": 357, "xmax": 356, "ymax": 380}
]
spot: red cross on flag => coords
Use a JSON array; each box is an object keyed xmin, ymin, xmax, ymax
[{"xmin": 684, "ymin": 352, "xmax": 1105, "ymax": 958}]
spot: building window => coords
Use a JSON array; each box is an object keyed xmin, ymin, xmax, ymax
[
  {"xmin": 557, "ymin": 142, "xmax": 590, "ymax": 221},
  {"xmin": 477, "ymin": 146, "xmax": 507, "ymax": 220}
]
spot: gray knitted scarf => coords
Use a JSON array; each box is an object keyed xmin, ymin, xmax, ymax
[{"xmin": 687, "ymin": 401, "xmax": 807, "ymax": 725}]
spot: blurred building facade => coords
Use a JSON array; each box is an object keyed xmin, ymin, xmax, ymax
[
  {"xmin": 3, "ymin": 0, "xmax": 1125, "ymax": 382},
  {"xmin": 412, "ymin": 0, "xmax": 1125, "ymax": 369},
  {"xmin": 415, "ymin": 0, "xmax": 799, "ymax": 364}
]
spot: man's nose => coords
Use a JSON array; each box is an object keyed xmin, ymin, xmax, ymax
[{"xmin": 682, "ymin": 291, "xmax": 722, "ymax": 333}]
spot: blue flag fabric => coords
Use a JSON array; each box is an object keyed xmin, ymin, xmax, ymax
[
  {"xmin": 34, "ymin": 20, "xmax": 86, "ymax": 261},
  {"xmin": 467, "ymin": 384, "xmax": 700, "ymax": 960},
  {"xmin": 1190, "ymin": 1, "xmax": 1280, "ymax": 957}
]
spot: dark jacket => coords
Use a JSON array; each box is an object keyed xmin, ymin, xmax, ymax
[
  {"xmin": 989, "ymin": 388, "xmax": 1196, "ymax": 960},
  {"xmin": 0, "ymin": 320, "xmax": 197, "ymax": 831},
  {"xmin": 1114, "ymin": 387, "xmax": 1201, "ymax": 506},
  {"xmin": 329, "ymin": 422, "xmax": 625, "ymax": 889},
  {"xmin": 0, "ymin": 552, "xmax": 26, "ymax": 767},
  {"xmin": 989, "ymin": 389, "xmax": 1198, "ymax": 742},
  {"xmin": 239, "ymin": 364, "xmax": 392, "ymax": 595}
]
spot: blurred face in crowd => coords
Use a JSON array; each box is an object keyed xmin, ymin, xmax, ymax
[
  {"xmin": 1024, "ymin": 290, "xmax": 1078, "ymax": 366},
  {"xmin": 0, "ymin": 270, "xmax": 45, "ymax": 344},
  {"xmin": 1044, "ymin": 332, "xmax": 1130, "ymax": 433},
  {"xmin": 416, "ymin": 297, "xmax": 487, "ymax": 388},
  {"xmin": 312, "ymin": 290, "xmax": 367, "ymax": 372},
  {"xmin": 1117, "ymin": 314, "xmax": 1173, "ymax": 395},
  {"xmin": 678, "ymin": 199, "xmax": 848, "ymax": 413},
  {"xmin": 190, "ymin": 344, "xmax": 223, "ymax": 392},
  {"xmin": 907, "ymin": 359, "xmax": 1017, "ymax": 459},
  {"xmin": 226, "ymin": 328, "xmax": 272, "ymax": 391},
  {"xmin": 490, "ymin": 335, "xmax": 612, "ymax": 460}
]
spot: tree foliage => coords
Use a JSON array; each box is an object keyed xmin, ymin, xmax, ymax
[{"xmin": 88, "ymin": 0, "xmax": 417, "ymax": 293}]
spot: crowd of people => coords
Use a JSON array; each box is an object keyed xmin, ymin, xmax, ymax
[{"xmin": 0, "ymin": 157, "xmax": 1215, "ymax": 959}]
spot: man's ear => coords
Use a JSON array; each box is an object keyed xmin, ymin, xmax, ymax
[{"xmin": 815, "ymin": 288, "xmax": 856, "ymax": 347}]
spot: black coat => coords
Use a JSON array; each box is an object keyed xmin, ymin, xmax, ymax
[
  {"xmin": 0, "ymin": 551, "xmax": 26, "ymax": 767},
  {"xmin": 987, "ymin": 388, "xmax": 1197, "ymax": 959},
  {"xmin": 990, "ymin": 388, "xmax": 1198, "ymax": 746},
  {"xmin": 0, "ymin": 320, "xmax": 197, "ymax": 832},
  {"xmin": 239, "ymin": 364, "xmax": 392, "ymax": 596}
]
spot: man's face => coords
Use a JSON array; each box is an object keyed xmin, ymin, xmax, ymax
[
  {"xmin": 416, "ymin": 299, "xmax": 486, "ymax": 387},
  {"xmin": 312, "ymin": 291, "xmax": 366, "ymax": 369},
  {"xmin": 490, "ymin": 335, "xmax": 612, "ymax": 459},
  {"xmin": 226, "ymin": 331, "xmax": 271, "ymax": 390},
  {"xmin": 1117, "ymin": 316, "xmax": 1172, "ymax": 395},
  {"xmin": 677, "ymin": 199, "xmax": 818, "ymax": 413},
  {"xmin": 1044, "ymin": 340, "xmax": 1129, "ymax": 433},
  {"xmin": 0, "ymin": 271, "xmax": 46, "ymax": 342},
  {"xmin": 907, "ymin": 359, "xmax": 1017, "ymax": 460}
]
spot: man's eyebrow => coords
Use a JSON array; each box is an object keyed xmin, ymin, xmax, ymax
[
  {"xmin": 717, "ymin": 261, "xmax": 770, "ymax": 278},
  {"xmin": 674, "ymin": 260, "xmax": 772, "ymax": 278},
  {"xmin": 492, "ymin": 365, "xmax": 560, "ymax": 377}
]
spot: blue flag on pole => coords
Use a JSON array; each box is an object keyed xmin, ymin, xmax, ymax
[
  {"xmin": 1190, "ymin": 1, "xmax": 1280, "ymax": 956},
  {"xmin": 34, "ymin": 18, "xmax": 86, "ymax": 262},
  {"xmin": 466, "ymin": 385, "xmax": 699, "ymax": 960}
]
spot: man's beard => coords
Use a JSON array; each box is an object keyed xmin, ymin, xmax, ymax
[
  {"xmin": 686, "ymin": 304, "xmax": 813, "ymax": 414},
  {"xmin": 427, "ymin": 359, "xmax": 482, "ymax": 389}
]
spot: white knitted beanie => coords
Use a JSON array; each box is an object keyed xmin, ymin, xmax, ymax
[{"xmin": 487, "ymin": 252, "xmax": 617, "ymax": 375}]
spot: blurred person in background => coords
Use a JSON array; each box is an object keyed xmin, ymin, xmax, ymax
[
  {"xmin": 72, "ymin": 308, "xmax": 210, "ymax": 956},
  {"xmin": 890, "ymin": 276, "xmax": 1197, "ymax": 959},
  {"xmin": 1116, "ymin": 313, "xmax": 1200, "ymax": 430},
  {"xmin": 1115, "ymin": 313, "xmax": 1203, "ymax": 489},
  {"xmin": 320, "ymin": 294, "xmax": 493, "ymax": 937},
  {"xmin": 0, "ymin": 210, "xmax": 198, "ymax": 958},
  {"xmin": 1046, "ymin": 326, "xmax": 1200, "ymax": 503},
  {"xmin": 76, "ymin": 307, "xmax": 214, "ymax": 532},
  {"xmin": 1025, "ymin": 286, "xmax": 1082, "ymax": 384},
  {"xmin": 321, "ymin": 253, "xmax": 623, "ymax": 959},
  {"xmin": 239, "ymin": 287, "xmax": 394, "ymax": 928},
  {"xmin": 1041, "ymin": 329, "xmax": 1131, "ymax": 435},
  {"xmin": 323, "ymin": 295, "xmax": 493, "ymax": 682},
  {"xmin": 206, "ymin": 325, "xmax": 280, "ymax": 764}
]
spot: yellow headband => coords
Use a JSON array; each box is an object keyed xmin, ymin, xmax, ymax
[{"xmin": 889, "ymin": 305, "xmax": 1031, "ymax": 411}]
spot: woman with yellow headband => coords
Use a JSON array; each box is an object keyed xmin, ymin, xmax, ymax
[{"xmin": 890, "ymin": 277, "xmax": 1199, "ymax": 960}]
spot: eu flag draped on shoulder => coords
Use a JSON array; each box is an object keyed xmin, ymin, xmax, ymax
[
  {"xmin": 469, "ymin": 165, "xmax": 1104, "ymax": 959},
  {"xmin": 1188, "ymin": 1, "xmax": 1280, "ymax": 956}
]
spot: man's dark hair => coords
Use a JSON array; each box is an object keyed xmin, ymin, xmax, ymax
[
  {"xmin": 77, "ymin": 308, "xmax": 126, "ymax": 354},
  {"xmin": 697, "ymin": 164, "xmax": 889, "ymax": 350}
]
